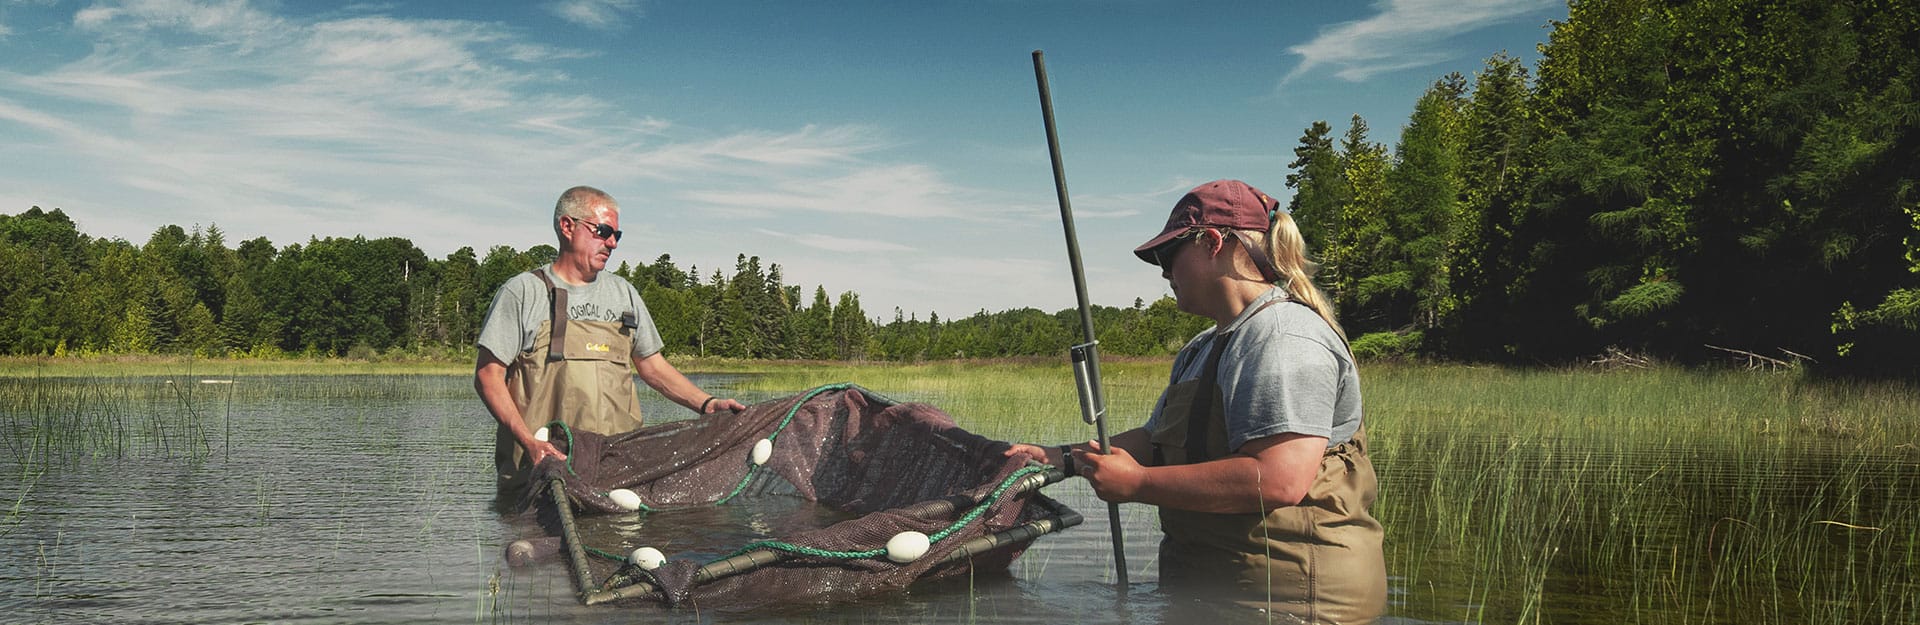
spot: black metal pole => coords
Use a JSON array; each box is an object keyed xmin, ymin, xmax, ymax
[{"xmin": 1032, "ymin": 49, "xmax": 1128, "ymax": 590}]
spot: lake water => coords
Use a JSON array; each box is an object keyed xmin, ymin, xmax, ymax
[
  {"xmin": 3, "ymin": 373, "xmax": 1913, "ymax": 624},
  {"xmin": 0, "ymin": 374, "xmax": 1300, "ymax": 625}
]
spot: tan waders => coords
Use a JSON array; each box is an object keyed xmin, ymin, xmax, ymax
[
  {"xmin": 494, "ymin": 269, "xmax": 646, "ymax": 499},
  {"xmin": 1148, "ymin": 302, "xmax": 1386, "ymax": 624}
]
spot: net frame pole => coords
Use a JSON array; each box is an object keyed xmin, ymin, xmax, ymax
[
  {"xmin": 550, "ymin": 478, "xmax": 598, "ymax": 600},
  {"xmin": 1031, "ymin": 49, "xmax": 1129, "ymax": 590},
  {"xmin": 581, "ymin": 466, "xmax": 1074, "ymax": 606},
  {"xmin": 581, "ymin": 510, "xmax": 1083, "ymax": 606}
]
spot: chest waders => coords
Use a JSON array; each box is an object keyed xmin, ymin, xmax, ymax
[
  {"xmin": 494, "ymin": 268, "xmax": 647, "ymax": 497},
  {"xmin": 1147, "ymin": 300, "xmax": 1385, "ymax": 624}
]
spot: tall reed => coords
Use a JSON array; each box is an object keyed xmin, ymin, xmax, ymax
[{"xmin": 729, "ymin": 360, "xmax": 1918, "ymax": 625}]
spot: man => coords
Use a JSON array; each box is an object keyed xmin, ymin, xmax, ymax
[{"xmin": 475, "ymin": 185, "xmax": 745, "ymax": 504}]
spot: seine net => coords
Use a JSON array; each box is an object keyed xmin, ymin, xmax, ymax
[{"xmin": 504, "ymin": 383, "xmax": 1078, "ymax": 611}]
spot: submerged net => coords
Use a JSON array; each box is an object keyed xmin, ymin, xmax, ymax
[{"xmin": 504, "ymin": 383, "xmax": 1078, "ymax": 611}]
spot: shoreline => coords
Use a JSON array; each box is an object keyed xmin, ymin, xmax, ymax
[{"xmin": 0, "ymin": 353, "xmax": 1181, "ymax": 378}]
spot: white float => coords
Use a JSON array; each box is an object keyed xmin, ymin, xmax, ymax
[
  {"xmin": 885, "ymin": 531, "xmax": 931, "ymax": 563},
  {"xmin": 751, "ymin": 438, "xmax": 774, "ymax": 465},
  {"xmin": 504, "ymin": 540, "xmax": 538, "ymax": 566},
  {"xmin": 629, "ymin": 546, "xmax": 666, "ymax": 570},
  {"xmin": 533, "ymin": 427, "xmax": 550, "ymax": 442},
  {"xmin": 607, "ymin": 488, "xmax": 642, "ymax": 511}
]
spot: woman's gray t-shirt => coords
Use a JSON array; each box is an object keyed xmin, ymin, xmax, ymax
[{"xmin": 1143, "ymin": 287, "xmax": 1363, "ymax": 451}]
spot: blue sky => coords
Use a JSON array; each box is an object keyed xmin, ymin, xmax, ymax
[{"xmin": 0, "ymin": 0, "xmax": 1566, "ymax": 321}]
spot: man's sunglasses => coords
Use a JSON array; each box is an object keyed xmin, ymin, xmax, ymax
[{"xmin": 569, "ymin": 216, "xmax": 622, "ymax": 242}]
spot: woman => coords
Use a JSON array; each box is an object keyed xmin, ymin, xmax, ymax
[{"xmin": 1010, "ymin": 180, "xmax": 1384, "ymax": 623}]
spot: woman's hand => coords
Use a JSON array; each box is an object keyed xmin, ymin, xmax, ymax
[{"xmin": 1077, "ymin": 441, "xmax": 1147, "ymax": 503}]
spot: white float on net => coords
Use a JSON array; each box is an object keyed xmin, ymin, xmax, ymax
[
  {"xmin": 630, "ymin": 546, "xmax": 666, "ymax": 570},
  {"xmin": 607, "ymin": 488, "xmax": 642, "ymax": 511},
  {"xmin": 885, "ymin": 531, "xmax": 931, "ymax": 563}
]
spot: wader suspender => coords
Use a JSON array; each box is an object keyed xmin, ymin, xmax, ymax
[
  {"xmin": 533, "ymin": 269, "xmax": 568, "ymax": 363},
  {"xmin": 1154, "ymin": 299, "xmax": 1283, "ymax": 465}
]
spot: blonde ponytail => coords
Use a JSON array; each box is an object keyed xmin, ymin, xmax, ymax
[{"xmin": 1254, "ymin": 213, "xmax": 1346, "ymax": 341}]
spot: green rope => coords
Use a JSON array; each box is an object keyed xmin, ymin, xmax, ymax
[
  {"xmin": 543, "ymin": 420, "xmax": 579, "ymax": 476},
  {"xmin": 928, "ymin": 464, "xmax": 1046, "ymax": 543},
  {"xmin": 584, "ymin": 544, "xmax": 629, "ymax": 562},
  {"xmin": 714, "ymin": 464, "xmax": 1047, "ymax": 562},
  {"xmin": 714, "ymin": 383, "xmax": 855, "ymax": 505}
]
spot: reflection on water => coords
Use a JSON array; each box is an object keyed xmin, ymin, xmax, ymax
[{"xmin": 3, "ymin": 374, "xmax": 1914, "ymax": 624}]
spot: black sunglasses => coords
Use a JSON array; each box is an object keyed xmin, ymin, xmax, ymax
[
  {"xmin": 569, "ymin": 216, "xmax": 622, "ymax": 242},
  {"xmin": 1151, "ymin": 229, "xmax": 1208, "ymax": 267}
]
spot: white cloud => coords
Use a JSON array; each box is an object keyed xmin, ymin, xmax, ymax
[
  {"xmin": 0, "ymin": 2, "xmax": 940, "ymax": 258},
  {"xmin": 545, "ymin": 0, "xmax": 641, "ymax": 30},
  {"xmin": 74, "ymin": 0, "xmax": 285, "ymax": 50},
  {"xmin": 597, "ymin": 125, "xmax": 889, "ymax": 180},
  {"xmin": 752, "ymin": 228, "xmax": 913, "ymax": 253},
  {"xmin": 1285, "ymin": 0, "xmax": 1554, "ymax": 83}
]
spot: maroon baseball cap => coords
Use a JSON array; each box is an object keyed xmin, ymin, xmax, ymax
[{"xmin": 1133, "ymin": 179, "xmax": 1282, "ymax": 265}]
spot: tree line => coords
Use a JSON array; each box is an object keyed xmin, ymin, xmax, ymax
[
  {"xmin": 3, "ymin": 0, "xmax": 1916, "ymax": 373},
  {"xmin": 0, "ymin": 208, "xmax": 1212, "ymax": 362}
]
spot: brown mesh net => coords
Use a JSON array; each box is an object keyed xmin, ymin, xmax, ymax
[{"xmin": 502, "ymin": 383, "xmax": 1079, "ymax": 611}]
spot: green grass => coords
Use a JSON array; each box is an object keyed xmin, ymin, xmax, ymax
[
  {"xmin": 725, "ymin": 359, "xmax": 1920, "ymax": 625},
  {"xmin": 721, "ymin": 357, "xmax": 1173, "ymax": 445},
  {"xmin": 1353, "ymin": 364, "xmax": 1920, "ymax": 625}
]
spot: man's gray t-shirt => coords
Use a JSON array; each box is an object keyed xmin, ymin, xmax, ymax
[
  {"xmin": 475, "ymin": 265, "xmax": 665, "ymax": 364},
  {"xmin": 1143, "ymin": 287, "xmax": 1363, "ymax": 451}
]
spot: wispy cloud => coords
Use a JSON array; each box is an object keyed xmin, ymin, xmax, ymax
[
  {"xmin": 1284, "ymin": 0, "xmax": 1554, "ymax": 83},
  {"xmin": 75, "ymin": 0, "xmax": 286, "ymax": 47},
  {"xmin": 0, "ymin": 1, "xmax": 968, "ymax": 257},
  {"xmin": 598, "ymin": 125, "xmax": 890, "ymax": 180},
  {"xmin": 753, "ymin": 228, "xmax": 914, "ymax": 253},
  {"xmin": 545, "ymin": 0, "xmax": 641, "ymax": 30}
]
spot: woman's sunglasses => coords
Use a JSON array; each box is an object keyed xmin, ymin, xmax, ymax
[{"xmin": 1151, "ymin": 229, "xmax": 1210, "ymax": 267}]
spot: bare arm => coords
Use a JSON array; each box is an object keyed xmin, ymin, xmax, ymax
[
  {"xmin": 1076, "ymin": 431, "xmax": 1326, "ymax": 514},
  {"xmin": 1002, "ymin": 427, "xmax": 1153, "ymax": 470},
  {"xmin": 474, "ymin": 350, "xmax": 566, "ymax": 465},
  {"xmin": 631, "ymin": 352, "xmax": 746, "ymax": 414}
]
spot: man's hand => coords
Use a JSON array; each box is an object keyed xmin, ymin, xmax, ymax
[
  {"xmin": 526, "ymin": 439, "xmax": 567, "ymax": 466},
  {"xmin": 701, "ymin": 397, "xmax": 748, "ymax": 414},
  {"xmin": 1006, "ymin": 440, "xmax": 1052, "ymax": 462}
]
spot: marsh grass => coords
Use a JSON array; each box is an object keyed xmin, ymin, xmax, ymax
[
  {"xmin": 1359, "ymin": 364, "xmax": 1920, "ymax": 625},
  {"xmin": 0, "ymin": 369, "xmax": 471, "ymax": 470},
  {"xmin": 731, "ymin": 360, "xmax": 1919, "ymax": 625},
  {"xmin": 0, "ymin": 375, "xmax": 220, "ymax": 463},
  {"xmin": 0, "ymin": 355, "xmax": 468, "ymax": 378},
  {"xmin": 725, "ymin": 358, "xmax": 1173, "ymax": 445}
]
